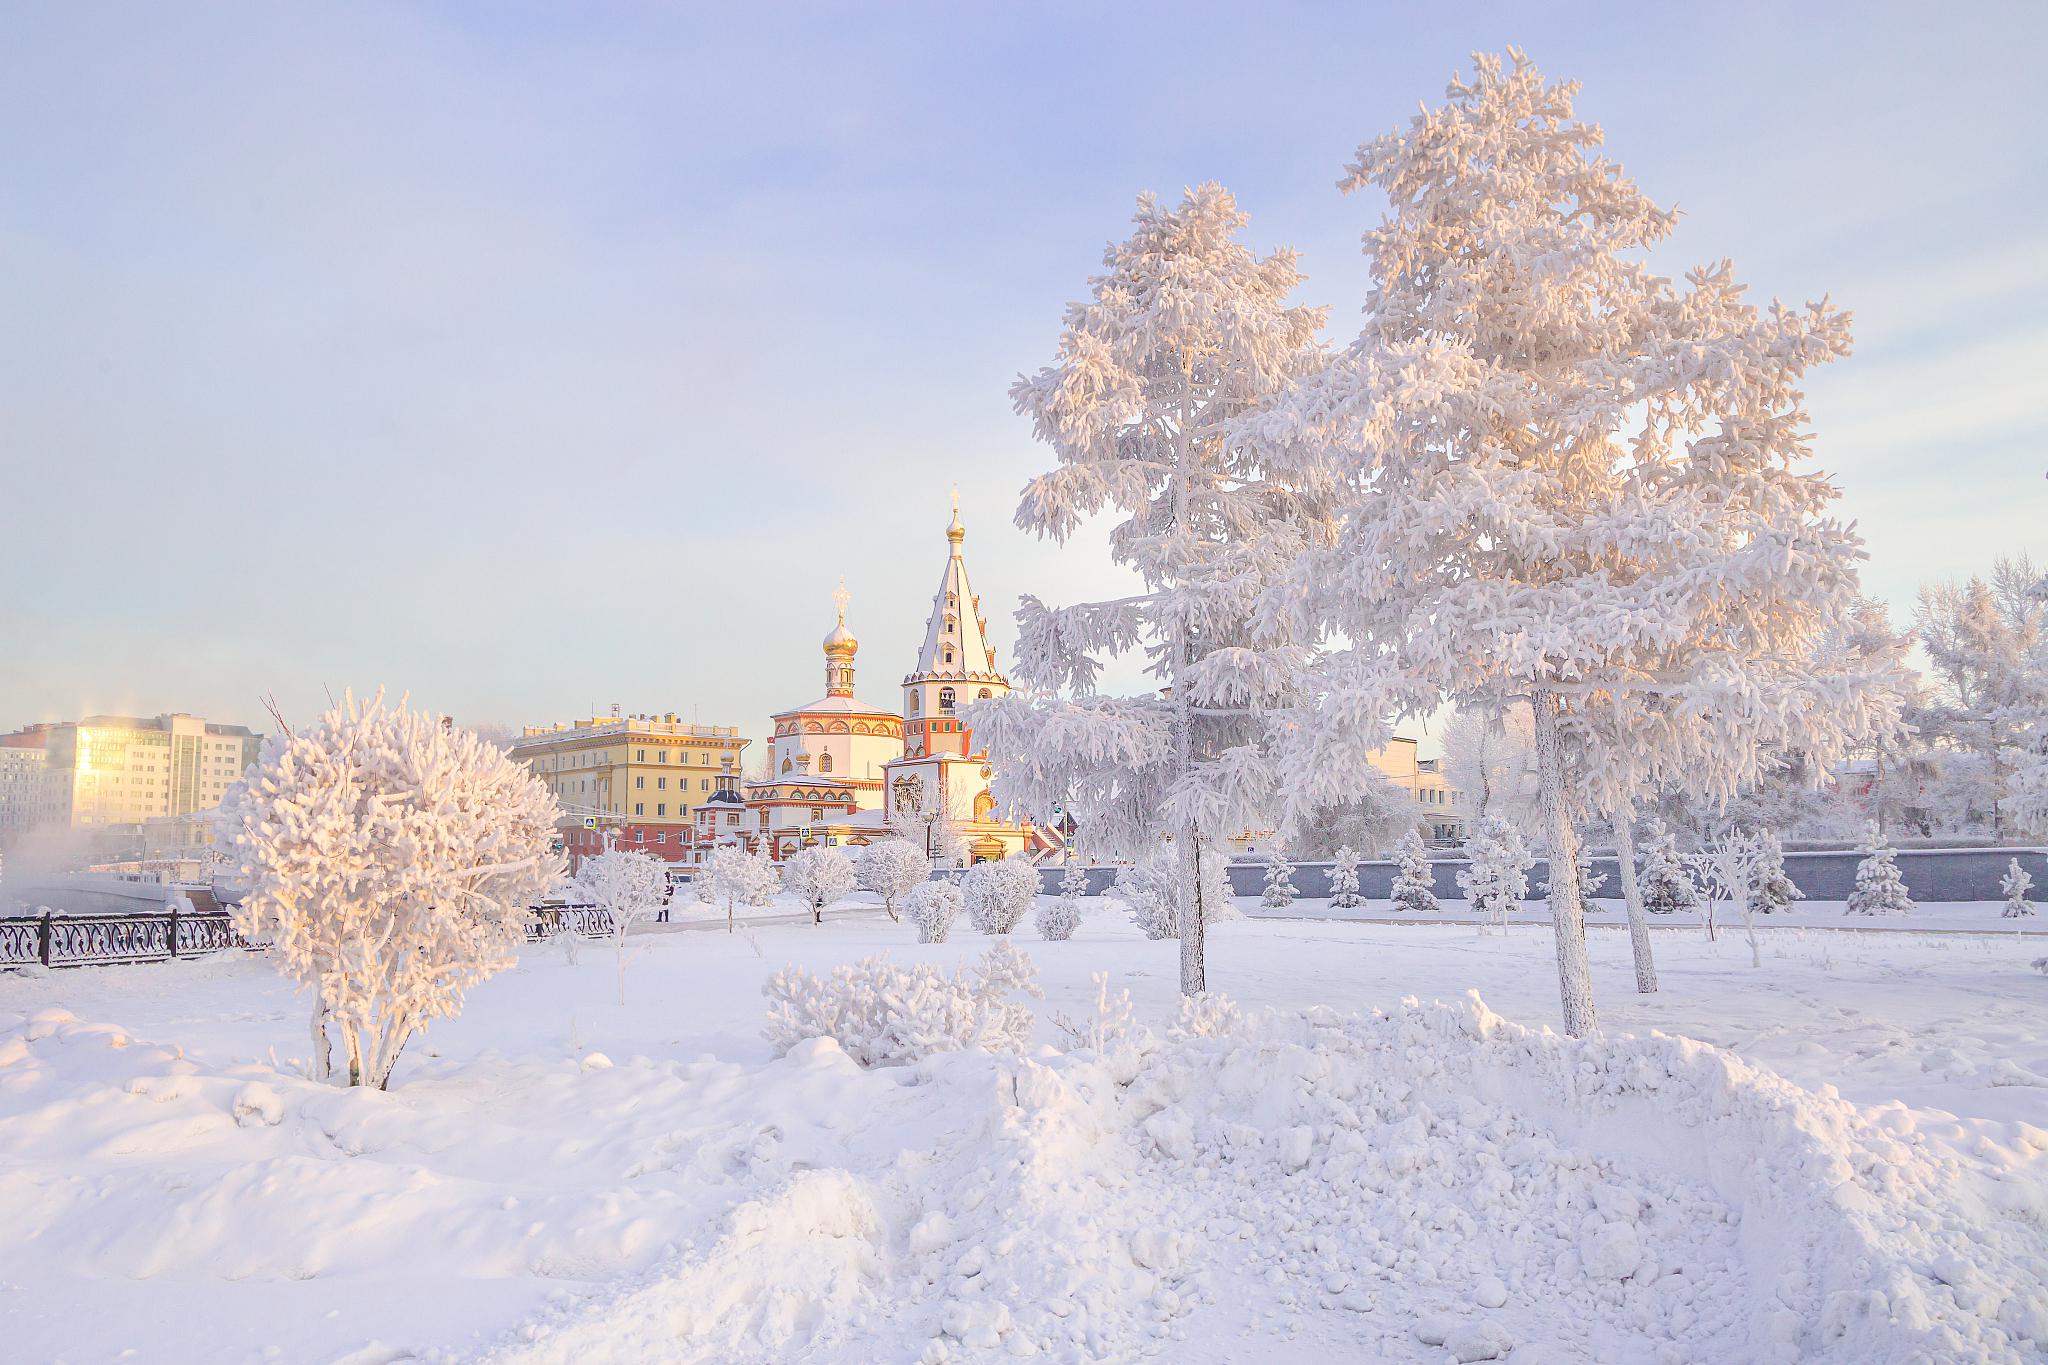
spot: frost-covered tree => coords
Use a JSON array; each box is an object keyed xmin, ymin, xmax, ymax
[
  {"xmin": 973, "ymin": 183, "xmax": 1401, "ymax": 997},
  {"xmin": 904, "ymin": 879, "xmax": 963, "ymax": 944},
  {"xmin": 1637, "ymin": 819, "xmax": 1698, "ymax": 917},
  {"xmin": 2002, "ymin": 858, "xmax": 2035, "ymax": 918},
  {"xmin": 1389, "ymin": 829, "xmax": 1440, "ymax": 913},
  {"xmin": 856, "ymin": 839, "xmax": 929, "ymax": 923},
  {"xmin": 1261, "ymin": 843, "xmax": 1298, "ymax": 909},
  {"xmin": 964, "ymin": 858, "xmax": 1038, "ymax": 935},
  {"xmin": 783, "ymin": 846, "xmax": 856, "ymax": 924},
  {"xmin": 1249, "ymin": 51, "xmax": 1894, "ymax": 1037},
  {"xmin": 221, "ymin": 692, "xmax": 563, "ymax": 1089},
  {"xmin": 1687, "ymin": 829, "xmax": 1765, "ymax": 967},
  {"xmin": 575, "ymin": 847, "xmax": 669, "ymax": 1005},
  {"xmin": 1746, "ymin": 831, "xmax": 1804, "ymax": 916},
  {"xmin": 703, "ymin": 844, "xmax": 779, "ymax": 934},
  {"xmin": 1846, "ymin": 823, "xmax": 1913, "ymax": 916},
  {"xmin": 1289, "ymin": 784, "xmax": 1414, "ymax": 861},
  {"xmin": 762, "ymin": 942, "xmax": 1042, "ymax": 1068},
  {"xmin": 1916, "ymin": 558, "xmax": 2043, "ymax": 838},
  {"xmin": 1327, "ymin": 845, "xmax": 1363, "ymax": 908},
  {"xmin": 1441, "ymin": 703, "xmax": 1539, "ymax": 835},
  {"xmin": 1458, "ymin": 817, "xmax": 1530, "ymax": 930}
]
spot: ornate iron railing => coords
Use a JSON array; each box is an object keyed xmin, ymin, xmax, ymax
[
  {"xmin": 2, "ymin": 902, "xmax": 613, "ymax": 969},
  {"xmin": 0, "ymin": 909, "xmax": 256, "ymax": 969}
]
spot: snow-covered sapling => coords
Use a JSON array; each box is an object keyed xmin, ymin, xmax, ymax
[
  {"xmin": 964, "ymin": 858, "xmax": 1038, "ymax": 935},
  {"xmin": 2003, "ymin": 858, "xmax": 2036, "ymax": 918},
  {"xmin": 1389, "ymin": 829, "xmax": 1440, "ymax": 913},
  {"xmin": 1458, "ymin": 818, "xmax": 1531, "ymax": 931},
  {"xmin": 1747, "ymin": 831, "xmax": 1804, "ymax": 916},
  {"xmin": 1847, "ymin": 823, "xmax": 1913, "ymax": 915},
  {"xmin": 702, "ymin": 844, "xmax": 779, "ymax": 934},
  {"xmin": 1058, "ymin": 859, "xmax": 1091, "ymax": 901},
  {"xmin": 1261, "ymin": 844, "xmax": 1298, "ymax": 909},
  {"xmin": 856, "ymin": 839, "xmax": 930, "ymax": 923},
  {"xmin": 1687, "ymin": 830, "xmax": 1765, "ymax": 966},
  {"xmin": 575, "ymin": 847, "xmax": 670, "ymax": 1004},
  {"xmin": 904, "ymin": 879, "xmax": 963, "ymax": 944},
  {"xmin": 1328, "ymin": 845, "xmax": 1364, "ymax": 909},
  {"xmin": 784, "ymin": 846, "xmax": 857, "ymax": 924},
  {"xmin": 1638, "ymin": 820, "xmax": 1698, "ymax": 916},
  {"xmin": 1114, "ymin": 855, "xmax": 1180, "ymax": 940},
  {"xmin": 221, "ymin": 691, "xmax": 563, "ymax": 1089}
]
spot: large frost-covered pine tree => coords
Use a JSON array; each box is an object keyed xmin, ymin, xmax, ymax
[
  {"xmin": 1243, "ymin": 51, "xmax": 1892, "ymax": 1035},
  {"xmin": 973, "ymin": 183, "xmax": 1398, "ymax": 996},
  {"xmin": 1458, "ymin": 816, "xmax": 1530, "ymax": 929},
  {"xmin": 221, "ymin": 692, "xmax": 564, "ymax": 1089}
]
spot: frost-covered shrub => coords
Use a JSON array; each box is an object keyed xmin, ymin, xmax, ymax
[
  {"xmin": 1051, "ymin": 971, "xmax": 1142, "ymax": 1060},
  {"xmin": 857, "ymin": 839, "xmax": 930, "ymax": 922},
  {"xmin": 1389, "ymin": 830, "xmax": 1440, "ymax": 913},
  {"xmin": 1847, "ymin": 823, "xmax": 1912, "ymax": 915},
  {"xmin": 761, "ymin": 941, "xmax": 1043, "ymax": 1067},
  {"xmin": 1327, "ymin": 845, "xmax": 1363, "ymax": 908},
  {"xmin": 1114, "ymin": 854, "xmax": 1180, "ymax": 939},
  {"xmin": 1637, "ymin": 819, "xmax": 1697, "ymax": 915},
  {"xmin": 1058, "ymin": 860, "xmax": 1091, "ymax": 901},
  {"xmin": 1035, "ymin": 894, "xmax": 1080, "ymax": 940},
  {"xmin": 1746, "ymin": 831, "xmax": 1804, "ymax": 915},
  {"xmin": 904, "ymin": 879, "xmax": 963, "ymax": 943},
  {"xmin": 2002, "ymin": 858, "xmax": 2035, "ymax": 918},
  {"xmin": 964, "ymin": 858, "xmax": 1038, "ymax": 934},
  {"xmin": 1202, "ymin": 845, "xmax": 1242, "ymax": 923},
  {"xmin": 1260, "ymin": 846, "xmax": 1298, "ymax": 909},
  {"xmin": 784, "ymin": 846, "xmax": 857, "ymax": 922},
  {"xmin": 1458, "ymin": 818, "xmax": 1530, "ymax": 926},
  {"xmin": 220, "ymin": 691, "xmax": 563, "ymax": 1089},
  {"xmin": 575, "ymin": 847, "xmax": 670, "ymax": 1004}
]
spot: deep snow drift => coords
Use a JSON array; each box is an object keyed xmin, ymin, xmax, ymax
[{"xmin": 2, "ymin": 908, "xmax": 2044, "ymax": 1363}]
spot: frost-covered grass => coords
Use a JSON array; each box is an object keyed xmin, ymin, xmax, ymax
[{"xmin": 2, "ymin": 906, "xmax": 2045, "ymax": 1362}]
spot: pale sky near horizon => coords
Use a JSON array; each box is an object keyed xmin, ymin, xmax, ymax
[{"xmin": 3, "ymin": 3, "xmax": 2044, "ymax": 759}]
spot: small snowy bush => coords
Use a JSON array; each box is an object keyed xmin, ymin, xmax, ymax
[
  {"xmin": 1058, "ymin": 860, "xmax": 1091, "ymax": 900},
  {"xmin": 1638, "ymin": 819, "xmax": 1697, "ymax": 915},
  {"xmin": 857, "ymin": 839, "xmax": 930, "ymax": 922},
  {"xmin": 574, "ymin": 847, "xmax": 670, "ymax": 1004},
  {"xmin": 1389, "ymin": 830, "xmax": 1440, "ymax": 913},
  {"xmin": 1458, "ymin": 817, "xmax": 1530, "ymax": 926},
  {"xmin": 904, "ymin": 879, "xmax": 963, "ymax": 943},
  {"xmin": 1260, "ymin": 845, "xmax": 1297, "ymax": 909},
  {"xmin": 964, "ymin": 858, "xmax": 1038, "ymax": 934},
  {"xmin": 1114, "ymin": 854, "xmax": 1180, "ymax": 939},
  {"xmin": 1846, "ymin": 822, "xmax": 1912, "ymax": 915},
  {"xmin": 1744, "ymin": 830, "xmax": 1803, "ymax": 915},
  {"xmin": 1327, "ymin": 845, "xmax": 1363, "ymax": 908},
  {"xmin": 220, "ymin": 691, "xmax": 563, "ymax": 1089},
  {"xmin": 2003, "ymin": 858, "xmax": 2035, "ymax": 918},
  {"xmin": 1051, "ymin": 971, "xmax": 1143, "ymax": 1063},
  {"xmin": 1035, "ymin": 893, "xmax": 1080, "ymax": 940},
  {"xmin": 761, "ymin": 941, "xmax": 1042, "ymax": 1068},
  {"xmin": 784, "ymin": 846, "xmax": 857, "ymax": 923}
]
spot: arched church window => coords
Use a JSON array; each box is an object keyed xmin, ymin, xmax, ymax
[
  {"xmin": 939, "ymin": 687, "xmax": 956, "ymax": 713},
  {"xmin": 781, "ymin": 758, "xmax": 792, "ymax": 773},
  {"xmin": 909, "ymin": 694, "xmax": 919, "ymax": 713},
  {"xmin": 945, "ymin": 615, "xmax": 956, "ymax": 633},
  {"xmin": 977, "ymin": 688, "xmax": 992, "ymax": 699},
  {"xmin": 944, "ymin": 650, "xmax": 954, "ymax": 664},
  {"xmin": 819, "ymin": 753, "xmax": 833, "ymax": 773}
]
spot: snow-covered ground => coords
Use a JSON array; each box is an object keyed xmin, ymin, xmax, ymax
[{"xmin": 3, "ymin": 898, "xmax": 2045, "ymax": 1363}]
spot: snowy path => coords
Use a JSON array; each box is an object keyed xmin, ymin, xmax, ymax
[{"xmin": 2, "ymin": 914, "xmax": 2043, "ymax": 1362}]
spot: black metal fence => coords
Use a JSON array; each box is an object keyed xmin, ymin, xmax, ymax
[
  {"xmin": 527, "ymin": 904, "xmax": 616, "ymax": 941},
  {"xmin": 0, "ymin": 908, "xmax": 255, "ymax": 969}
]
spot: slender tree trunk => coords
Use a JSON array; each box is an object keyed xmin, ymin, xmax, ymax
[
  {"xmin": 309, "ymin": 994, "xmax": 333, "ymax": 1082},
  {"xmin": 1532, "ymin": 689, "xmax": 1596, "ymax": 1036},
  {"xmin": 1610, "ymin": 804, "xmax": 1658, "ymax": 994},
  {"xmin": 727, "ymin": 899, "xmax": 735, "ymax": 934}
]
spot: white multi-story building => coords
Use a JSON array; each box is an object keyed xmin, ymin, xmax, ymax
[
  {"xmin": 36, "ymin": 713, "xmax": 262, "ymax": 828},
  {"xmin": 0, "ymin": 732, "xmax": 50, "ymax": 852}
]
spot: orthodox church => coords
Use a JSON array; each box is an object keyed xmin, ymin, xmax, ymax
[{"xmin": 689, "ymin": 503, "xmax": 1051, "ymax": 866}]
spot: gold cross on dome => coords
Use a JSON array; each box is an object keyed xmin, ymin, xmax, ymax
[
  {"xmin": 833, "ymin": 577, "xmax": 850, "ymax": 623},
  {"xmin": 950, "ymin": 484, "xmax": 959, "ymax": 515}
]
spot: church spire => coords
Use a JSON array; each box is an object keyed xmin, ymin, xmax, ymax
[
  {"xmin": 913, "ymin": 501, "xmax": 997, "ymax": 680},
  {"xmin": 823, "ymin": 578, "xmax": 858, "ymax": 697}
]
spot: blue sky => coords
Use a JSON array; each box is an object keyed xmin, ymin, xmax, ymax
[{"xmin": 3, "ymin": 2, "xmax": 2043, "ymax": 752}]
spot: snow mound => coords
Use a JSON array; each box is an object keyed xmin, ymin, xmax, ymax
[{"xmin": 478, "ymin": 992, "xmax": 2044, "ymax": 1364}]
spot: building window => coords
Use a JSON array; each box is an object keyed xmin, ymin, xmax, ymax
[
  {"xmin": 637, "ymin": 749, "xmax": 646, "ymax": 762},
  {"xmin": 909, "ymin": 693, "xmax": 919, "ymax": 713},
  {"xmin": 939, "ymin": 687, "xmax": 955, "ymax": 713},
  {"xmin": 657, "ymin": 803, "xmax": 667, "ymax": 816},
  {"xmin": 634, "ymin": 828, "xmax": 645, "ymax": 842},
  {"xmin": 635, "ymin": 803, "xmax": 644, "ymax": 816},
  {"xmin": 701, "ymin": 778, "xmax": 711, "ymax": 790},
  {"xmin": 659, "ymin": 750, "xmax": 668, "ymax": 763},
  {"xmin": 978, "ymin": 688, "xmax": 992, "ymax": 699},
  {"xmin": 636, "ymin": 775, "xmax": 645, "ymax": 789},
  {"xmin": 819, "ymin": 753, "xmax": 833, "ymax": 773},
  {"xmin": 782, "ymin": 758, "xmax": 792, "ymax": 773},
  {"xmin": 811, "ymin": 808, "xmax": 824, "ymax": 821}
]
